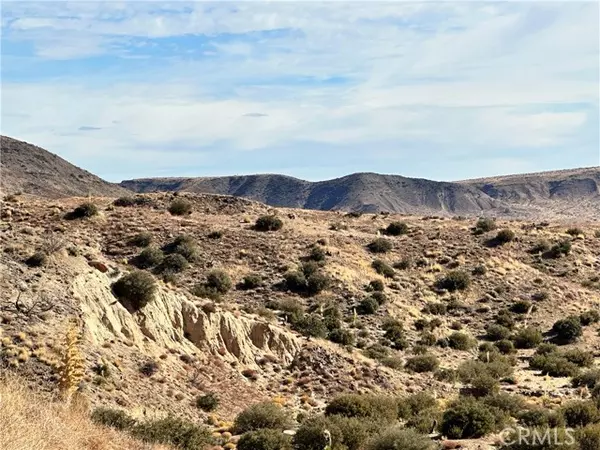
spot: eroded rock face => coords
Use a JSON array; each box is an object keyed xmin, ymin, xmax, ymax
[{"xmin": 72, "ymin": 267, "xmax": 300, "ymax": 368}]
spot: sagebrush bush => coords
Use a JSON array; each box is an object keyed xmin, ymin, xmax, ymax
[
  {"xmin": 237, "ymin": 429, "xmax": 291, "ymax": 450},
  {"xmin": 112, "ymin": 270, "xmax": 157, "ymax": 311},
  {"xmin": 577, "ymin": 423, "xmax": 600, "ymax": 450},
  {"xmin": 308, "ymin": 245, "xmax": 326, "ymax": 262},
  {"xmin": 546, "ymin": 239, "xmax": 572, "ymax": 258},
  {"xmin": 195, "ymin": 393, "xmax": 219, "ymax": 412},
  {"xmin": 234, "ymin": 402, "xmax": 292, "ymax": 434},
  {"xmin": 91, "ymin": 407, "xmax": 136, "ymax": 430},
  {"xmin": 306, "ymin": 272, "xmax": 330, "ymax": 295},
  {"xmin": 405, "ymin": 354, "xmax": 439, "ymax": 373},
  {"xmin": 372, "ymin": 259, "xmax": 395, "ymax": 278},
  {"xmin": 573, "ymin": 369, "xmax": 600, "ymax": 389},
  {"xmin": 132, "ymin": 416, "xmax": 213, "ymax": 450},
  {"xmin": 292, "ymin": 313, "xmax": 327, "ymax": 338},
  {"xmin": 447, "ymin": 332, "xmax": 475, "ymax": 351},
  {"xmin": 512, "ymin": 327, "xmax": 543, "ymax": 349},
  {"xmin": 163, "ymin": 235, "xmax": 199, "ymax": 262},
  {"xmin": 254, "ymin": 215, "xmax": 283, "ymax": 231},
  {"xmin": 329, "ymin": 328, "xmax": 355, "ymax": 346},
  {"xmin": 441, "ymin": 397, "xmax": 497, "ymax": 439},
  {"xmin": 205, "ymin": 269, "xmax": 232, "ymax": 294},
  {"xmin": 436, "ymin": 270, "xmax": 471, "ymax": 291},
  {"xmin": 486, "ymin": 324, "xmax": 512, "ymax": 341},
  {"xmin": 529, "ymin": 354, "xmax": 580, "ymax": 377},
  {"xmin": 168, "ymin": 199, "xmax": 192, "ymax": 216},
  {"xmin": 367, "ymin": 279, "xmax": 385, "ymax": 292},
  {"xmin": 367, "ymin": 238, "xmax": 392, "ymax": 254},
  {"xmin": 384, "ymin": 222, "xmax": 409, "ymax": 236}
]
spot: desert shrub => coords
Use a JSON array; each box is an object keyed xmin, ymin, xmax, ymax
[
  {"xmin": 240, "ymin": 273, "xmax": 263, "ymax": 290},
  {"xmin": 483, "ymin": 392, "xmax": 526, "ymax": 417},
  {"xmin": 562, "ymin": 349, "xmax": 594, "ymax": 367},
  {"xmin": 418, "ymin": 332, "xmax": 437, "ymax": 347},
  {"xmin": 561, "ymin": 400, "xmax": 600, "ymax": 428},
  {"xmin": 158, "ymin": 253, "xmax": 188, "ymax": 273},
  {"xmin": 237, "ymin": 429, "xmax": 291, "ymax": 450},
  {"xmin": 486, "ymin": 324, "xmax": 512, "ymax": 341},
  {"xmin": 397, "ymin": 392, "xmax": 439, "ymax": 420},
  {"xmin": 284, "ymin": 271, "xmax": 307, "ymax": 292},
  {"xmin": 207, "ymin": 230, "xmax": 223, "ymax": 239},
  {"xmin": 546, "ymin": 239, "xmax": 572, "ymax": 258},
  {"xmin": 434, "ymin": 368, "xmax": 459, "ymax": 383},
  {"xmin": 567, "ymin": 227, "xmax": 584, "ymax": 237},
  {"xmin": 458, "ymin": 359, "xmax": 513, "ymax": 383},
  {"xmin": 511, "ymin": 300, "xmax": 533, "ymax": 314},
  {"xmin": 367, "ymin": 279, "xmax": 385, "ymax": 292},
  {"xmin": 293, "ymin": 415, "xmax": 379, "ymax": 450},
  {"xmin": 68, "ymin": 202, "xmax": 99, "ymax": 219},
  {"xmin": 472, "ymin": 264, "xmax": 487, "ymax": 276},
  {"xmin": 436, "ymin": 270, "xmax": 471, "ymax": 291},
  {"xmin": 580, "ymin": 310, "xmax": 600, "ymax": 326},
  {"xmin": 394, "ymin": 257, "xmax": 413, "ymax": 270},
  {"xmin": 495, "ymin": 339, "xmax": 516, "ymax": 354},
  {"xmin": 366, "ymin": 427, "xmax": 435, "ymax": 450},
  {"xmin": 26, "ymin": 251, "xmax": 48, "ymax": 267},
  {"xmin": 577, "ymin": 423, "xmax": 600, "ymax": 450},
  {"xmin": 367, "ymin": 238, "xmax": 392, "ymax": 254},
  {"xmin": 129, "ymin": 232, "xmax": 153, "ymax": 247},
  {"xmin": 139, "ymin": 360, "xmax": 159, "ymax": 377},
  {"xmin": 306, "ymin": 273, "xmax": 330, "ymax": 295},
  {"xmin": 254, "ymin": 215, "xmax": 283, "ymax": 232},
  {"xmin": 113, "ymin": 196, "xmax": 136, "ymax": 207},
  {"xmin": 385, "ymin": 222, "xmax": 409, "ymax": 236},
  {"xmin": 195, "ymin": 393, "xmax": 219, "ymax": 412},
  {"xmin": 234, "ymin": 402, "xmax": 292, "ymax": 434},
  {"xmin": 168, "ymin": 199, "xmax": 192, "ymax": 216},
  {"xmin": 326, "ymin": 394, "xmax": 398, "ymax": 423},
  {"xmin": 517, "ymin": 408, "xmax": 556, "ymax": 427},
  {"xmin": 536, "ymin": 343, "xmax": 559, "ymax": 356},
  {"xmin": 573, "ymin": 370, "xmax": 600, "ymax": 389},
  {"xmin": 512, "ymin": 327, "xmax": 543, "ymax": 349},
  {"xmin": 293, "ymin": 314, "xmax": 327, "ymax": 338},
  {"xmin": 495, "ymin": 310, "xmax": 516, "ymax": 329},
  {"xmin": 424, "ymin": 303, "xmax": 447, "ymax": 315},
  {"xmin": 474, "ymin": 217, "xmax": 497, "ymax": 234},
  {"xmin": 469, "ymin": 373, "xmax": 500, "ymax": 397},
  {"xmin": 552, "ymin": 316, "xmax": 582, "ymax": 343},
  {"xmin": 382, "ymin": 320, "xmax": 408, "ymax": 350},
  {"xmin": 530, "ymin": 240, "xmax": 551, "ymax": 254},
  {"xmin": 205, "ymin": 269, "xmax": 232, "ymax": 294},
  {"xmin": 381, "ymin": 356, "xmax": 404, "ymax": 370},
  {"xmin": 134, "ymin": 247, "xmax": 164, "ymax": 269},
  {"xmin": 441, "ymin": 398, "xmax": 497, "ymax": 439},
  {"xmin": 372, "ymin": 259, "xmax": 395, "ymax": 278},
  {"xmin": 308, "ymin": 245, "xmax": 326, "ymax": 262},
  {"xmin": 370, "ymin": 292, "xmax": 387, "ymax": 306},
  {"xmin": 112, "ymin": 270, "xmax": 157, "ymax": 310},
  {"xmin": 358, "ymin": 297, "xmax": 379, "ymax": 315},
  {"xmin": 329, "ymin": 328, "xmax": 355, "ymax": 346},
  {"xmin": 529, "ymin": 354, "xmax": 580, "ymax": 377},
  {"xmin": 405, "ymin": 355, "xmax": 439, "ymax": 373},
  {"xmin": 132, "ymin": 416, "xmax": 212, "ymax": 450},
  {"xmin": 496, "ymin": 229, "xmax": 516, "ymax": 244},
  {"xmin": 448, "ymin": 332, "xmax": 475, "ymax": 351},
  {"xmin": 91, "ymin": 407, "xmax": 136, "ymax": 430}
]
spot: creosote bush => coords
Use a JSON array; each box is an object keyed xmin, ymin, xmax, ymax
[
  {"xmin": 240, "ymin": 273, "xmax": 263, "ymax": 290},
  {"xmin": 512, "ymin": 327, "xmax": 543, "ymax": 349},
  {"xmin": 254, "ymin": 215, "xmax": 283, "ymax": 231},
  {"xmin": 447, "ymin": 332, "xmax": 475, "ymax": 351},
  {"xmin": 436, "ymin": 270, "xmax": 471, "ymax": 292},
  {"xmin": 441, "ymin": 397, "xmax": 497, "ymax": 439},
  {"xmin": 205, "ymin": 269, "xmax": 232, "ymax": 294},
  {"xmin": 384, "ymin": 222, "xmax": 409, "ymax": 236},
  {"xmin": 234, "ymin": 402, "xmax": 292, "ymax": 434},
  {"xmin": 91, "ymin": 407, "xmax": 136, "ymax": 430},
  {"xmin": 367, "ymin": 238, "xmax": 393, "ymax": 254},
  {"xmin": 325, "ymin": 394, "xmax": 398, "ymax": 423},
  {"xmin": 405, "ymin": 354, "xmax": 439, "ymax": 373},
  {"xmin": 168, "ymin": 198, "xmax": 192, "ymax": 216},
  {"xmin": 112, "ymin": 270, "xmax": 157, "ymax": 311}
]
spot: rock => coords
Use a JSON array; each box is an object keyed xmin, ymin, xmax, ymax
[{"xmin": 88, "ymin": 261, "xmax": 109, "ymax": 273}]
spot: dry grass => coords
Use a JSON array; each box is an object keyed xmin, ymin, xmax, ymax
[{"xmin": 0, "ymin": 376, "xmax": 168, "ymax": 450}]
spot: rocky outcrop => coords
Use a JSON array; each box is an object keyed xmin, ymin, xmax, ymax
[{"xmin": 71, "ymin": 265, "xmax": 301, "ymax": 368}]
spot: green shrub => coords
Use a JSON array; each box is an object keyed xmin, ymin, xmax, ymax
[
  {"xmin": 529, "ymin": 354, "xmax": 580, "ymax": 377},
  {"xmin": 367, "ymin": 279, "xmax": 385, "ymax": 292},
  {"xmin": 573, "ymin": 370, "xmax": 600, "ymax": 389},
  {"xmin": 284, "ymin": 271, "xmax": 306, "ymax": 292},
  {"xmin": 472, "ymin": 264, "xmax": 487, "ymax": 276},
  {"xmin": 424, "ymin": 303, "xmax": 447, "ymax": 315},
  {"xmin": 205, "ymin": 269, "xmax": 232, "ymax": 294},
  {"xmin": 308, "ymin": 245, "xmax": 326, "ymax": 262},
  {"xmin": 561, "ymin": 401, "xmax": 600, "ymax": 428},
  {"xmin": 135, "ymin": 247, "xmax": 164, "ymax": 269},
  {"xmin": 385, "ymin": 222, "xmax": 409, "ymax": 236},
  {"xmin": 486, "ymin": 324, "xmax": 512, "ymax": 341},
  {"xmin": 329, "ymin": 328, "xmax": 355, "ymax": 346},
  {"xmin": 234, "ymin": 402, "xmax": 292, "ymax": 434},
  {"xmin": 512, "ymin": 327, "xmax": 543, "ymax": 349},
  {"xmin": 552, "ymin": 317, "xmax": 583, "ymax": 343},
  {"xmin": 168, "ymin": 199, "xmax": 192, "ymax": 216},
  {"xmin": 468, "ymin": 373, "xmax": 500, "ymax": 397},
  {"xmin": 580, "ymin": 310, "xmax": 600, "ymax": 326},
  {"xmin": 132, "ymin": 416, "xmax": 213, "ymax": 450},
  {"xmin": 511, "ymin": 300, "xmax": 533, "ymax": 314},
  {"xmin": 577, "ymin": 423, "xmax": 600, "ymax": 450},
  {"xmin": 293, "ymin": 415, "xmax": 379, "ymax": 450},
  {"xmin": 237, "ymin": 429, "xmax": 291, "ymax": 450},
  {"xmin": 474, "ymin": 217, "xmax": 497, "ymax": 234},
  {"xmin": 158, "ymin": 253, "xmax": 188, "ymax": 273},
  {"xmin": 91, "ymin": 407, "xmax": 136, "ymax": 430},
  {"xmin": 562, "ymin": 349, "xmax": 593, "ymax": 367},
  {"xmin": 372, "ymin": 259, "xmax": 395, "ymax": 278},
  {"xmin": 292, "ymin": 314, "xmax": 328, "ymax": 338},
  {"xmin": 530, "ymin": 240, "xmax": 551, "ymax": 254},
  {"xmin": 240, "ymin": 273, "xmax": 263, "ymax": 290},
  {"xmin": 394, "ymin": 257, "xmax": 413, "ymax": 270},
  {"xmin": 254, "ymin": 215, "xmax": 283, "ymax": 232},
  {"xmin": 383, "ymin": 320, "xmax": 408, "ymax": 350},
  {"xmin": 129, "ymin": 232, "xmax": 153, "ymax": 247},
  {"xmin": 195, "ymin": 393, "xmax": 219, "ymax": 412},
  {"xmin": 546, "ymin": 240, "xmax": 572, "ymax": 258},
  {"xmin": 358, "ymin": 297, "xmax": 379, "ymax": 315},
  {"xmin": 366, "ymin": 427, "xmax": 435, "ymax": 450},
  {"xmin": 325, "ymin": 394, "xmax": 398, "ymax": 423},
  {"xmin": 405, "ymin": 355, "xmax": 439, "ymax": 373},
  {"xmin": 397, "ymin": 392, "xmax": 439, "ymax": 420},
  {"xmin": 306, "ymin": 273, "xmax": 330, "ymax": 295},
  {"xmin": 448, "ymin": 332, "xmax": 475, "ymax": 351},
  {"xmin": 441, "ymin": 398, "xmax": 497, "ymax": 439},
  {"xmin": 113, "ymin": 196, "xmax": 136, "ymax": 207},
  {"xmin": 207, "ymin": 230, "xmax": 223, "ymax": 239},
  {"xmin": 517, "ymin": 408, "xmax": 555, "ymax": 427},
  {"xmin": 495, "ymin": 339, "xmax": 516, "ymax": 354},
  {"xmin": 436, "ymin": 270, "xmax": 471, "ymax": 291},
  {"xmin": 496, "ymin": 229, "xmax": 516, "ymax": 244},
  {"xmin": 495, "ymin": 310, "xmax": 516, "ymax": 329},
  {"xmin": 367, "ymin": 238, "xmax": 392, "ymax": 254},
  {"xmin": 68, "ymin": 202, "xmax": 99, "ymax": 219},
  {"xmin": 483, "ymin": 392, "xmax": 526, "ymax": 417},
  {"xmin": 112, "ymin": 270, "xmax": 157, "ymax": 311}
]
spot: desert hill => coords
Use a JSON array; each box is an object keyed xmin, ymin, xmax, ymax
[{"xmin": 0, "ymin": 136, "xmax": 128, "ymax": 198}]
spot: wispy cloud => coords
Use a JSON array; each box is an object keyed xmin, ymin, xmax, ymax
[{"xmin": 1, "ymin": 1, "xmax": 598, "ymax": 182}]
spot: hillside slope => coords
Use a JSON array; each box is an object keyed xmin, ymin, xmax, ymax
[
  {"xmin": 0, "ymin": 136, "xmax": 128, "ymax": 198},
  {"xmin": 120, "ymin": 173, "xmax": 506, "ymax": 215}
]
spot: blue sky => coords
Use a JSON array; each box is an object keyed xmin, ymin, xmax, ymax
[{"xmin": 1, "ymin": 1, "xmax": 598, "ymax": 182}]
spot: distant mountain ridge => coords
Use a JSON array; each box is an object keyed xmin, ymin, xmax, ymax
[{"xmin": 1, "ymin": 136, "xmax": 128, "ymax": 198}]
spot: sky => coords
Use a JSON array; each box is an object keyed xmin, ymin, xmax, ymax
[{"xmin": 1, "ymin": 1, "xmax": 599, "ymax": 182}]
